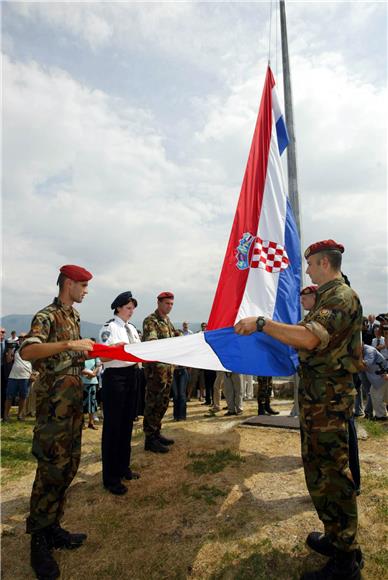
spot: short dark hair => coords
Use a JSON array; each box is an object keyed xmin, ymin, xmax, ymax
[
  {"xmin": 57, "ymin": 272, "xmax": 67, "ymax": 290},
  {"xmin": 114, "ymin": 298, "xmax": 137, "ymax": 315},
  {"xmin": 316, "ymin": 250, "xmax": 342, "ymax": 271}
]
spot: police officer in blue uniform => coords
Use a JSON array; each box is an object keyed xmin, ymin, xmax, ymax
[{"xmin": 99, "ymin": 291, "xmax": 141, "ymax": 495}]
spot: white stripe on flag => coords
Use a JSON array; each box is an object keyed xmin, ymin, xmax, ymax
[
  {"xmin": 123, "ymin": 332, "xmax": 229, "ymax": 371},
  {"xmin": 235, "ymin": 109, "xmax": 288, "ymax": 322}
]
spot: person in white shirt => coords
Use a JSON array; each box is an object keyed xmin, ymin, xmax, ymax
[
  {"xmin": 99, "ymin": 291, "xmax": 141, "ymax": 495},
  {"xmin": 3, "ymin": 334, "xmax": 32, "ymax": 422}
]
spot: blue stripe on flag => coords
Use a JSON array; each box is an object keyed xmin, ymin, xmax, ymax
[
  {"xmin": 276, "ymin": 116, "xmax": 289, "ymax": 156},
  {"xmin": 204, "ymin": 327, "xmax": 298, "ymax": 376}
]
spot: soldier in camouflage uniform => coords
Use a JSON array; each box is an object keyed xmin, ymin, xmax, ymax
[
  {"xmin": 256, "ymin": 376, "xmax": 279, "ymax": 415},
  {"xmin": 143, "ymin": 291, "xmax": 176, "ymax": 453},
  {"xmin": 20, "ymin": 265, "xmax": 94, "ymax": 580},
  {"xmin": 235, "ymin": 240, "xmax": 363, "ymax": 580}
]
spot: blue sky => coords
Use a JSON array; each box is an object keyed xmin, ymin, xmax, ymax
[{"xmin": 2, "ymin": 1, "xmax": 387, "ymax": 326}]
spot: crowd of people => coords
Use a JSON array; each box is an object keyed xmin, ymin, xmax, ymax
[{"xmin": 1, "ymin": 241, "xmax": 388, "ymax": 580}]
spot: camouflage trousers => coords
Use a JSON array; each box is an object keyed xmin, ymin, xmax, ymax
[
  {"xmin": 256, "ymin": 376, "xmax": 273, "ymax": 403},
  {"xmin": 299, "ymin": 374, "xmax": 358, "ymax": 551},
  {"xmin": 26, "ymin": 375, "xmax": 83, "ymax": 533},
  {"xmin": 143, "ymin": 371, "xmax": 172, "ymax": 437}
]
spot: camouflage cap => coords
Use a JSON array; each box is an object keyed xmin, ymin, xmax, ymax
[
  {"xmin": 59, "ymin": 264, "xmax": 93, "ymax": 282},
  {"xmin": 304, "ymin": 239, "xmax": 344, "ymax": 260},
  {"xmin": 300, "ymin": 285, "xmax": 318, "ymax": 296}
]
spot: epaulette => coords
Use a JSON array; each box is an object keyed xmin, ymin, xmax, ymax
[{"xmin": 104, "ymin": 318, "xmax": 115, "ymax": 326}]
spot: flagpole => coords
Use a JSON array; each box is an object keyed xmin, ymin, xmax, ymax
[
  {"xmin": 279, "ymin": 0, "xmax": 301, "ymax": 237},
  {"xmin": 279, "ymin": 0, "xmax": 301, "ymax": 419}
]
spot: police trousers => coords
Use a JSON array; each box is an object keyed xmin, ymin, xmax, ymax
[
  {"xmin": 299, "ymin": 374, "xmax": 358, "ymax": 552},
  {"xmin": 101, "ymin": 366, "xmax": 138, "ymax": 487},
  {"xmin": 27, "ymin": 375, "xmax": 83, "ymax": 533}
]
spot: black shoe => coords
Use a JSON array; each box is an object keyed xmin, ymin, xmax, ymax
[
  {"xmin": 31, "ymin": 532, "xmax": 60, "ymax": 579},
  {"xmin": 104, "ymin": 483, "xmax": 128, "ymax": 495},
  {"xmin": 375, "ymin": 416, "xmax": 388, "ymax": 421},
  {"xmin": 301, "ymin": 547, "xmax": 362, "ymax": 579},
  {"xmin": 122, "ymin": 469, "xmax": 141, "ymax": 481},
  {"xmin": 224, "ymin": 411, "xmax": 236, "ymax": 416},
  {"xmin": 258, "ymin": 402, "xmax": 268, "ymax": 416},
  {"xmin": 306, "ymin": 532, "xmax": 364, "ymax": 569},
  {"xmin": 264, "ymin": 399, "xmax": 279, "ymax": 415},
  {"xmin": 47, "ymin": 524, "xmax": 87, "ymax": 550},
  {"xmin": 156, "ymin": 433, "xmax": 175, "ymax": 445},
  {"xmin": 144, "ymin": 436, "xmax": 169, "ymax": 453}
]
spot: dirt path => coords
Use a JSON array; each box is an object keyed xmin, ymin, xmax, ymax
[{"xmin": 1, "ymin": 400, "xmax": 387, "ymax": 579}]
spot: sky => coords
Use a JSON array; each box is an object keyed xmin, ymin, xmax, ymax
[{"xmin": 2, "ymin": 1, "xmax": 387, "ymax": 327}]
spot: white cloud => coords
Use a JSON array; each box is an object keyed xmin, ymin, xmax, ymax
[{"xmin": 2, "ymin": 2, "xmax": 387, "ymax": 324}]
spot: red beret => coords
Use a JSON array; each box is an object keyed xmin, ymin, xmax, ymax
[
  {"xmin": 157, "ymin": 291, "xmax": 174, "ymax": 300},
  {"xmin": 304, "ymin": 239, "xmax": 344, "ymax": 259},
  {"xmin": 300, "ymin": 285, "xmax": 318, "ymax": 296},
  {"xmin": 59, "ymin": 265, "xmax": 93, "ymax": 282}
]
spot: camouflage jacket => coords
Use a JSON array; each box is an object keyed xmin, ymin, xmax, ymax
[
  {"xmin": 142, "ymin": 310, "xmax": 176, "ymax": 383},
  {"xmin": 21, "ymin": 297, "xmax": 84, "ymax": 378},
  {"xmin": 298, "ymin": 278, "xmax": 363, "ymax": 377}
]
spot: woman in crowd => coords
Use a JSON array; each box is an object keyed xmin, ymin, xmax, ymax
[{"xmin": 99, "ymin": 291, "xmax": 141, "ymax": 495}]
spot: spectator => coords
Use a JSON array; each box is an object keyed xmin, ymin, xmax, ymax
[
  {"xmin": 6, "ymin": 330, "xmax": 19, "ymax": 346},
  {"xmin": 371, "ymin": 324, "xmax": 385, "ymax": 352},
  {"xmin": 361, "ymin": 317, "xmax": 373, "ymax": 346},
  {"xmin": 1, "ymin": 327, "xmax": 6, "ymax": 419},
  {"xmin": 223, "ymin": 372, "xmax": 243, "ymax": 416},
  {"xmin": 203, "ymin": 369, "xmax": 216, "ymax": 406},
  {"xmin": 242, "ymin": 375, "xmax": 254, "ymax": 400},
  {"xmin": 3, "ymin": 334, "xmax": 32, "ymax": 422},
  {"xmin": 182, "ymin": 321, "xmax": 193, "ymax": 336},
  {"xmin": 81, "ymin": 345, "xmax": 101, "ymax": 430},
  {"xmin": 360, "ymin": 343, "xmax": 388, "ymax": 421}
]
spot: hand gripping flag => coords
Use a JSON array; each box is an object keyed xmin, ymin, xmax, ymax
[{"xmin": 92, "ymin": 66, "xmax": 301, "ymax": 375}]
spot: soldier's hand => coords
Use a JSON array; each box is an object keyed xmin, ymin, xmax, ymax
[
  {"xmin": 68, "ymin": 339, "xmax": 95, "ymax": 352},
  {"xmin": 234, "ymin": 317, "xmax": 257, "ymax": 336}
]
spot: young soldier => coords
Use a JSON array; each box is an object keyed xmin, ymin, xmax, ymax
[
  {"xmin": 235, "ymin": 240, "xmax": 363, "ymax": 580},
  {"xmin": 142, "ymin": 291, "xmax": 176, "ymax": 453},
  {"xmin": 20, "ymin": 265, "xmax": 94, "ymax": 580}
]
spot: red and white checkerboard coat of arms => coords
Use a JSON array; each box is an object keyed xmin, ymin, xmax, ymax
[
  {"xmin": 235, "ymin": 232, "xmax": 289, "ymax": 273},
  {"xmin": 251, "ymin": 236, "xmax": 289, "ymax": 272}
]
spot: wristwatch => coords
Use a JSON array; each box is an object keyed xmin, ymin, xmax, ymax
[{"xmin": 256, "ymin": 316, "xmax": 266, "ymax": 332}]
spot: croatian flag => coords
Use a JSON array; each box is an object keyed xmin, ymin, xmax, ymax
[{"xmin": 92, "ymin": 67, "xmax": 301, "ymax": 375}]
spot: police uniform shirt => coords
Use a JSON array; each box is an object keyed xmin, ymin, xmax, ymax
[{"xmin": 99, "ymin": 315, "xmax": 140, "ymax": 369}]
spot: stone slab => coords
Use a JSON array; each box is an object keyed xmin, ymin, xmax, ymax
[{"xmin": 242, "ymin": 414, "xmax": 300, "ymax": 430}]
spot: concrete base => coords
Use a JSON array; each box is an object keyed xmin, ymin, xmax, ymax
[{"xmin": 242, "ymin": 413, "xmax": 300, "ymax": 430}]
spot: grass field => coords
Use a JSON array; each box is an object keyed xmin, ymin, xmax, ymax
[{"xmin": 1, "ymin": 400, "xmax": 387, "ymax": 579}]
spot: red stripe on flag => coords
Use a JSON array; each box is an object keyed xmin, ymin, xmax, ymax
[
  {"xmin": 91, "ymin": 343, "xmax": 154, "ymax": 363},
  {"xmin": 207, "ymin": 67, "xmax": 275, "ymax": 330}
]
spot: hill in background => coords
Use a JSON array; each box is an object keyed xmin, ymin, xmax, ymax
[{"xmin": 1, "ymin": 315, "xmax": 202, "ymax": 338}]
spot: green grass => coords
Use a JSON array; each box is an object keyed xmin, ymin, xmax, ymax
[
  {"xmin": 185, "ymin": 449, "xmax": 244, "ymax": 475},
  {"xmin": 181, "ymin": 482, "xmax": 227, "ymax": 504},
  {"xmin": 1, "ymin": 417, "xmax": 36, "ymax": 483},
  {"xmin": 361, "ymin": 418, "xmax": 388, "ymax": 438}
]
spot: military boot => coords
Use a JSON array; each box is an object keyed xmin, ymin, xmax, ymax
[
  {"xmin": 306, "ymin": 532, "xmax": 364, "ymax": 568},
  {"xmin": 156, "ymin": 432, "xmax": 175, "ymax": 445},
  {"xmin": 258, "ymin": 402, "xmax": 267, "ymax": 415},
  {"xmin": 30, "ymin": 531, "xmax": 60, "ymax": 580},
  {"xmin": 264, "ymin": 396, "xmax": 279, "ymax": 415},
  {"xmin": 301, "ymin": 548, "xmax": 361, "ymax": 580},
  {"xmin": 48, "ymin": 523, "xmax": 87, "ymax": 550},
  {"xmin": 144, "ymin": 435, "xmax": 169, "ymax": 453}
]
